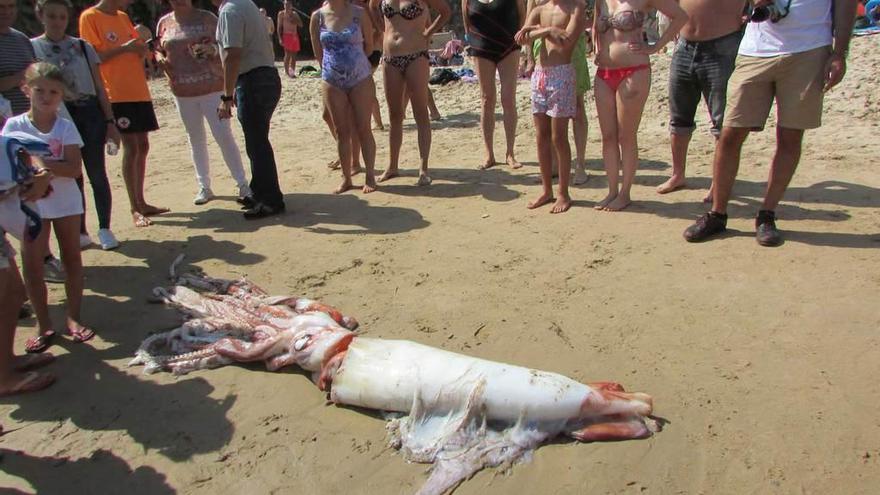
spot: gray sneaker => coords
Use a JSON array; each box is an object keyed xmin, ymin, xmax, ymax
[
  {"xmin": 44, "ymin": 256, "xmax": 66, "ymax": 283},
  {"xmin": 193, "ymin": 187, "xmax": 215, "ymax": 205}
]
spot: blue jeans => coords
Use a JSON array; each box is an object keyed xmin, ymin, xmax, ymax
[
  {"xmin": 66, "ymin": 97, "xmax": 112, "ymax": 229},
  {"xmin": 668, "ymin": 30, "xmax": 742, "ymax": 136},
  {"xmin": 235, "ymin": 67, "xmax": 283, "ymax": 209}
]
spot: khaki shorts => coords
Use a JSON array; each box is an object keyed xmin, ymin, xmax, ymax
[{"xmin": 725, "ymin": 46, "xmax": 830, "ymax": 130}]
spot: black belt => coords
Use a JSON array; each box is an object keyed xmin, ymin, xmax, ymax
[{"xmin": 681, "ymin": 29, "xmax": 743, "ymax": 49}]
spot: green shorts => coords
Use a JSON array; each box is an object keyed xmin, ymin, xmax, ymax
[{"xmin": 533, "ymin": 34, "xmax": 591, "ymax": 95}]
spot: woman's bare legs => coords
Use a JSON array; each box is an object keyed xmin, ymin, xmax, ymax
[
  {"xmin": 474, "ymin": 56, "xmax": 499, "ymax": 169},
  {"xmin": 605, "ymin": 69, "xmax": 650, "ymax": 211},
  {"xmin": 403, "ymin": 57, "xmax": 433, "ymax": 185},
  {"xmin": 323, "ymin": 105, "xmax": 342, "ymax": 170},
  {"xmin": 324, "ymin": 83, "xmax": 355, "ymax": 194},
  {"xmin": 349, "ymin": 77, "xmax": 379, "ymax": 193},
  {"xmin": 380, "ymin": 63, "xmax": 406, "ymax": 182},
  {"xmin": 427, "ymin": 89, "xmax": 441, "ymax": 121},
  {"xmin": 349, "ymin": 114, "xmax": 363, "ymax": 175},
  {"xmin": 53, "ymin": 215, "xmax": 89, "ymax": 336},
  {"xmin": 497, "ymin": 51, "xmax": 522, "ymax": 169},
  {"xmin": 372, "ymin": 93, "xmax": 384, "ymax": 130},
  {"xmin": 594, "ymin": 77, "xmax": 621, "ymax": 210},
  {"xmin": 573, "ymin": 95, "xmax": 589, "ymax": 184}
]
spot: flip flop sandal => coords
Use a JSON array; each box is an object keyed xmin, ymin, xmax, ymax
[
  {"xmin": 14, "ymin": 352, "xmax": 55, "ymax": 372},
  {"xmin": 0, "ymin": 371, "xmax": 56, "ymax": 398},
  {"xmin": 25, "ymin": 331, "xmax": 55, "ymax": 354},
  {"xmin": 68, "ymin": 326, "xmax": 95, "ymax": 343}
]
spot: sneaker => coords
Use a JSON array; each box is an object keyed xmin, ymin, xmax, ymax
[
  {"xmin": 79, "ymin": 233, "xmax": 93, "ymax": 249},
  {"xmin": 755, "ymin": 210, "xmax": 783, "ymax": 247},
  {"xmin": 683, "ymin": 211, "xmax": 728, "ymax": 242},
  {"xmin": 43, "ymin": 256, "xmax": 66, "ymax": 283},
  {"xmin": 243, "ymin": 202, "xmax": 285, "ymax": 220},
  {"xmin": 193, "ymin": 187, "xmax": 215, "ymax": 205},
  {"xmin": 97, "ymin": 228, "xmax": 120, "ymax": 250}
]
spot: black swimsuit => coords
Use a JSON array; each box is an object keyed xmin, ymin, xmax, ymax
[{"xmin": 466, "ymin": 0, "xmax": 521, "ymax": 64}]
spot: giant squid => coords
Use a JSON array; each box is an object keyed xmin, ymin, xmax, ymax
[{"xmin": 132, "ymin": 256, "xmax": 658, "ymax": 495}]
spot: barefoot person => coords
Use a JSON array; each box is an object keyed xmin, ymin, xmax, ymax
[
  {"xmin": 464, "ymin": 0, "xmax": 525, "ymax": 170},
  {"xmin": 684, "ymin": 0, "xmax": 856, "ymax": 246},
  {"xmin": 310, "ymin": 0, "xmax": 379, "ymax": 194},
  {"xmin": 0, "ymin": 135, "xmax": 56, "ymax": 396},
  {"xmin": 80, "ymin": 0, "xmax": 165, "ymax": 228},
  {"xmin": 370, "ymin": 0, "xmax": 451, "ymax": 186},
  {"xmin": 515, "ymin": 0, "xmax": 586, "ymax": 214},
  {"xmin": 214, "ymin": 0, "xmax": 285, "ymax": 219},
  {"xmin": 592, "ymin": 0, "xmax": 686, "ymax": 211},
  {"xmin": 656, "ymin": 0, "xmax": 745, "ymax": 197},
  {"xmin": 32, "ymin": 0, "xmax": 122, "ymax": 250},
  {"xmin": 156, "ymin": 0, "xmax": 252, "ymax": 206},
  {"xmin": 527, "ymin": 0, "xmax": 592, "ymax": 185},
  {"xmin": 5, "ymin": 63, "xmax": 96, "ymax": 353},
  {"xmin": 277, "ymin": 0, "xmax": 303, "ymax": 78}
]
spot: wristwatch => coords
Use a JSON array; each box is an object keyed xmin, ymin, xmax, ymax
[{"xmin": 220, "ymin": 95, "xmax": 234, "ymax": 103}]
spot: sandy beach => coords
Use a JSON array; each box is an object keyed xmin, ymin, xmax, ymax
[{"xmin": 2, "ymin": 35, "xmax": 879, "ymax": 494}]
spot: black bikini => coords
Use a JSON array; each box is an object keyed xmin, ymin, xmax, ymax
[
  {"xmin": 380, "ymin": 0, "xmax": 429, "ymax": 73},
  {"xmin": 380, "ymin": 0, "xmax": 424, "ymax": 20}
]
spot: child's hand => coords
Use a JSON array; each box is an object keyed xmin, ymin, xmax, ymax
[
  {"xmin": 514, "ymin": 27, "xmax": 532, "ymax": 45},
  {"xmin": 548, "ymin": 27, "xmax": 569, "ymax": 43},
  {"xmin": 21, "ymin": 169, "xmax": 52, "ymax": 202}
]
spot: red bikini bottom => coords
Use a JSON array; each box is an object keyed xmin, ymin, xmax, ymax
[{"xmin": 596, "ymin": 64, "xmax": 650, "ymax": 92}]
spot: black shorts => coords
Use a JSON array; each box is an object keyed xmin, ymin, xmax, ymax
[
  {"xmin": 111, "ymin": 101, "xmax": 159, "ymax": 133},
  {"xmin": 368, "ymin": 50, "xmax": 382, "ymax": 69}
]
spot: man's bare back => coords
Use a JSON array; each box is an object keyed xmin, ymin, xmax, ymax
[
  {"xmin": 278, "ymin": 10, "xmax": 301, "ymax": 36},
  {"xmin": 678, "ymin": 0, "xmax": 746, "ymax": 41}
]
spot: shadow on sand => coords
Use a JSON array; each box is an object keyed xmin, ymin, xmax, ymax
[
  {"xmin": 0, "ymin": 448, "xmax": 176, "ymax": 494},
  {"xmin": 152, "ymin": 192, "xmax": 430, "ymax": 235}
]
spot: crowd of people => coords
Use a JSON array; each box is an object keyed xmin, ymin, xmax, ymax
[{"xmin": 0, "ymin": 0, "xmax": 860, "ymax": 400}]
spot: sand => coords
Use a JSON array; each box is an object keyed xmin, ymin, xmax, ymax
[{"xmin": 2, "ymin": 36, "xmax": 880, "ymax": 494}]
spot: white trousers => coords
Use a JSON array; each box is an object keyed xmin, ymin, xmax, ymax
[{"xmin": 174, "ymin": 91, "xmax": 248, "ymax": 190}]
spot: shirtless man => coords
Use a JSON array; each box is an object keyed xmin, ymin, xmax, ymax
[
  {"xmin": 515, "ymin": 0, "xmax": 586, "ymax": 213},
  {"xmin": 277, "ymin": 0, "xmax": 303, "ymax": 78},
  {"xmin": 656, "ymin": 0, "xmax": 746, "ymax": 197}
]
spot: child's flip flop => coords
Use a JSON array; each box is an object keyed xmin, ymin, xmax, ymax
[
  {"xmin": 24, "ymin": 331, "xmax": 55, "ymax": 354},
  {"xmin": 67, "ymin": 326, "xmax": 95, "ymax": 343}
]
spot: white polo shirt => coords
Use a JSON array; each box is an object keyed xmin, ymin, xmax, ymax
[{"xmin": 739, "ymin": 0, "xmax": 833, "ymax": 57}]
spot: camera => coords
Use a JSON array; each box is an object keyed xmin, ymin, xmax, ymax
[{"xmin": 750, "ymin": 1, "xmax": 791, "ymax": 23}]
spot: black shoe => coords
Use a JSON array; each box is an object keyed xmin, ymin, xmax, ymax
[
  {"xmin": 237, "ymin": 195, "xmax": 257, "ymax": 209},
  {"xmin": 683, "ymin": 211, "xmax": 727, "ymax": 242},
  {"xmin": 243, "ymin": 202, "xmax": 285, "ymax": 220},
  {"xmin": 755, "ymin": 210, "xmax": 782, "ymax": 246}
]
